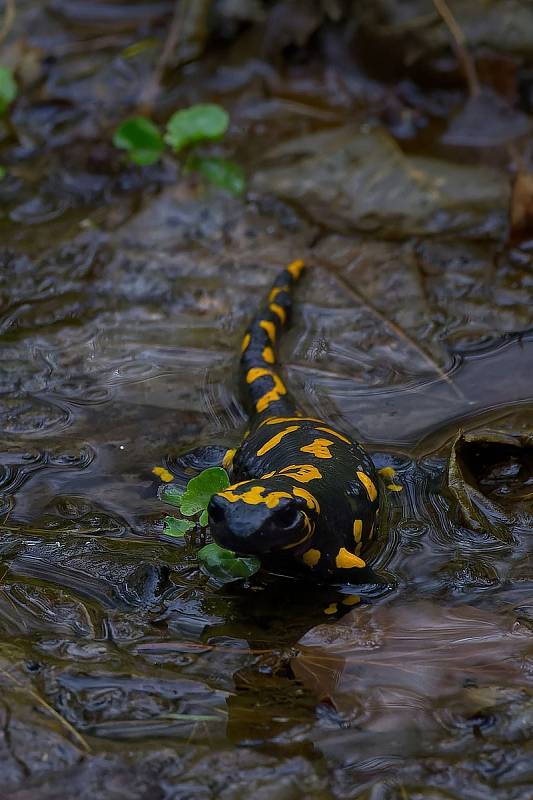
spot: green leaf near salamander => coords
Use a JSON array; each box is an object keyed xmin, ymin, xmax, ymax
[
  {"xmin": 179, "ymin": 467, "xmax": 230, "ymax": 517},
  {"xmin": 158, "ymin": 466, "xmax": 260, "ymax": 579},
  {"xmin": 163, "ymin": 516, "xmax": 195, "ymax": 538},
  {"xmin": 159, "ymin": 483, "xmax": 184, "ymax": 507},
  {"xmin": 198, "ymin": 543, "xmax": 261, "ymax": 582}
]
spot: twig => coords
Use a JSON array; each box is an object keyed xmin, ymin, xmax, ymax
[
  {"xmin": 140, "ymin": 0, "xmax": 211, "ymax": 114},
  {"xmin": 433, "ymin": 0, "xmax": 480, "ymax": 97},
  {"xmin": 140, "ymin": 0, "xmax": 182, "ymax": 112},
  {"xmin": 0, "ymin": 665, "xmax": 91, "ymax": 753},
  {"xmin": 0, "ymin": 0, "xmax": 15, "ymax": 46}
]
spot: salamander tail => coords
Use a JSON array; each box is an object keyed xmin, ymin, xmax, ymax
[{"xmin": 240, "ymin": 259, "xmax": 305, "ymax": 423}]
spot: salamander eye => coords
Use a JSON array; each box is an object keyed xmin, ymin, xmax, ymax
[{"xmin": 275, "ymin": 506, "xmax": 300, "ymax": 528}]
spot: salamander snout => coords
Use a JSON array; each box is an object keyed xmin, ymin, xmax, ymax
[{"xmin": 207, "ymin": 488, "xmax": 311, "ymax": 556}]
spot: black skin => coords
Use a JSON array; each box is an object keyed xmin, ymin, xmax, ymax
[{"xmin": 183, "ymin": 261, "xmax": 380, "ymax": 583}]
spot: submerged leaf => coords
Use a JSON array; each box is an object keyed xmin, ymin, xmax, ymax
[
  {"xmin": 164, "ymin": 516, "xmax": 195, "ymax": 538},
  {"xmin": 159, "ymin": 484, "xmax": 184, "ymax": 507},
  {"xmin": 113, "ymin": 117, "xmax": 164, "ymax": 165},
  {"xmin": 448, "ymin": 429, "xmax": 533, "ymax": 539},
  {"xmin": 198, "ymin": 543, "xmax": 260, "ymax": 582},
  {"xmin": 192, "ymin": 157, "xmax": 245, "ymax": 195},
  {"xmin": 180, "ymin": 467, "xmax": 230, "ymax": 517},
  {"xmin": 165, "ymin": 104, "xmax": 229, "ymax": 153}
]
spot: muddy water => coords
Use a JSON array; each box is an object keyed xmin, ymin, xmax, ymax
[{"xmin": 0, "ymin": 3, "xmax": 533, "ymax": 798}]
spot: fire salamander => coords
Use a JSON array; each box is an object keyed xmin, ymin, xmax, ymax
[{"xmin": 204, "ymin": 259, "xmax": 380, "ymax": 583}]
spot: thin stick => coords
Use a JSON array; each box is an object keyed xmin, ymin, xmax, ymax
[
  {"xmin": 0, "ymin": 0, "xmax": 15, "ymax": 46},
  {"xmin": 140, "ymin": 0, "xmax": 182, "ymax": 112},
  {"xmin": 433, "ymin": 0, "xmax": 480, "ymax": 97},
  {"xmin": 318, "ymin": 260, "xmax": 465, "ymax": 399}
]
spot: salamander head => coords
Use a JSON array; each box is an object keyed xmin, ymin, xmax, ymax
[{"xmin": 207, "ymin": 477, "xmax": 317, "ymax": 555}]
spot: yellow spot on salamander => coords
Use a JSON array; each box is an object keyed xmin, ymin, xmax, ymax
[
  {"xmin": 257, "ymin": 379, "xmax": 287, "ymax": 413},
  {"xmin": 335, "ymin": 547, "xmax": 366, "ymax": 569},
  {"xmin": 222, "ymin": 449, "xmax": 236, "ymax": 470},
  {"xmin": 261, "ymin": 470, "xmax": 276, "ymax": 479},
  {"xmin": 220, "ymin": 486, "xmax": 292, "ymax": 508},
  {"xmin": 246, "ymin": 367, "xmax": 270, "ymax": 384},
  {"xmin": 245, "ymin": 368, "xmax": 287, "ymax": 412},
  {"xmin": 262, "ymin": 346, "xmax": 275, "ymax": 364},
  {"xmin": 387, "ymin": 483, "xmax": 403, "ymax": 492},
  {"xmin": 316, "ymin": 426, "xmax": 351, "ymax": 445},
  {"xmin": 241, "ymin": 333, "xmax": 251, "ymax": 353},
  {"xmin": 353, "ymin": 519, "xmax": 363, "ymax": 543},
  {"xmin": 262, "ymin": 416, "xmax": 324, "ymax": 426},
  {"xmin": 300, "ymin": 438, "xmax": 334, "ymax": 459},
  {"xmin": 324, "ymin": 602, "xmax": 338, "ymax": 615},
  {"xmin": 302, "ymin": 548, "xmax": 321, "ymax": 567},
  {"xmin": 287, "ymin": 259, "xmax": 305, "ymax": 280},
  {"xmin": 279, "ymin": 464, "xmax": 322, "ymax": 483},
  {"xmin": 357, "ymin": 471, "xmax": 377, "ymax": 502},
  {"xmin": 342, "ymin": 595, "xmax": 360, "ymax": 606},
  {"xmin": 378, "ymin": 466, "xmax": 396, "ymax": 480},
  {"xmin": 152, "ymin": 466, "xmax": 174, "ymax": 483},
  {"xmin": 293, "ymin": 487, "xmax": 320, "ymax": 513},
  {"xmin": 268, "ymin": 286, "xmax": 289, "ymax": 302},
  {"xmin": 260, "ymin": 320, "xmax": 276, "ymax": 343},
  {"xmin": 270, "ymin": 303, "xmax": 286, "ymax": 324},
  {"xmin": 256, "ymin": 426, "xmax": 299, "ymax": 456}
]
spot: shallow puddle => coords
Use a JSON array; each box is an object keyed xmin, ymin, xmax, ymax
[{"xmin": 0, "ymin": 3, "xmax": 532, "ymax": 798}]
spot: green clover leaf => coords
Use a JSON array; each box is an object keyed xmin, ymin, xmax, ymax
[
  {"xmin": 180, "ymin": 467, "xmax": 230, "ymax": 518},
  {"xmin": 163, "ymin": 516, "xmax": 195, "ymax": 538},
  {"xmin": 159, "ymin": 484, "xmax": 184, "ymax": 507},
  {"xmin": 198, "ymin": 543, "xmax": 260, "ymax": 583},
  {"xmin": 165, "ymin": 104, "xmax": 229, "ymax": 153},
  {"xmin": 113, "ymin": 116, "xmax": 164, "ymax": 166}
]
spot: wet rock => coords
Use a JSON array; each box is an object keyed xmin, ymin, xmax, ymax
[
  {"xmin": 253, "ymin": 126, "xmax": 509, "ymax": 238},
  {"xmin": 441, "ymin": 88, "xmax": 531, "ymax": 147},
  {"xmin": 180, "ymin": 749, "xmax": 327, "ymax": 800},
  {"xmin": 355, "ymin": 1, "xmax": 533, "ymax": 78}
]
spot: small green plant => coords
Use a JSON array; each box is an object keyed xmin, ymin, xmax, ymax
[
  {"xmin": 197, "ymin": 543, "xmax": 260, "ymax": 582},
  {"xmin": 158, "ymin": 466, "xmax": 261, "ymax": 582},
  {"xmin": 0, "ymin": 67, "xmax": 17, "ymax": 114},
  {"xmin": 112, "ymin": 116, "xmax": 164, "ymax": 166},
  {"xmin": 164, "ymin": 104, "xmax": 229, "ymax": 152},
  {"xmin": 187, "ymin": 156, "xmax": 245, "ymax": 196},
  {"xmin": 113, "ymin": 103, "xmax": 244, "ymax": 194}
]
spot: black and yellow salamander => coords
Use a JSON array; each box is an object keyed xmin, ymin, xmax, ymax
[{"xmin": 203, "ymin": 259, "xmax": 380, "ymax": 583}]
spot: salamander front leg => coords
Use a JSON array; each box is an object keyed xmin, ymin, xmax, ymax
[
  {"xmin": 174, "ymin": 445, "xmax": 237, "ymax": 473},
  {"xmin": 157, "ymin": 445, "xmax": 237, "ymax": 490}
]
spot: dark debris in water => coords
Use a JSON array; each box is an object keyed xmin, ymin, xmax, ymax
[{"xmin": 0, "ymin": 1, "xmax": 532, "ymax": 797}]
